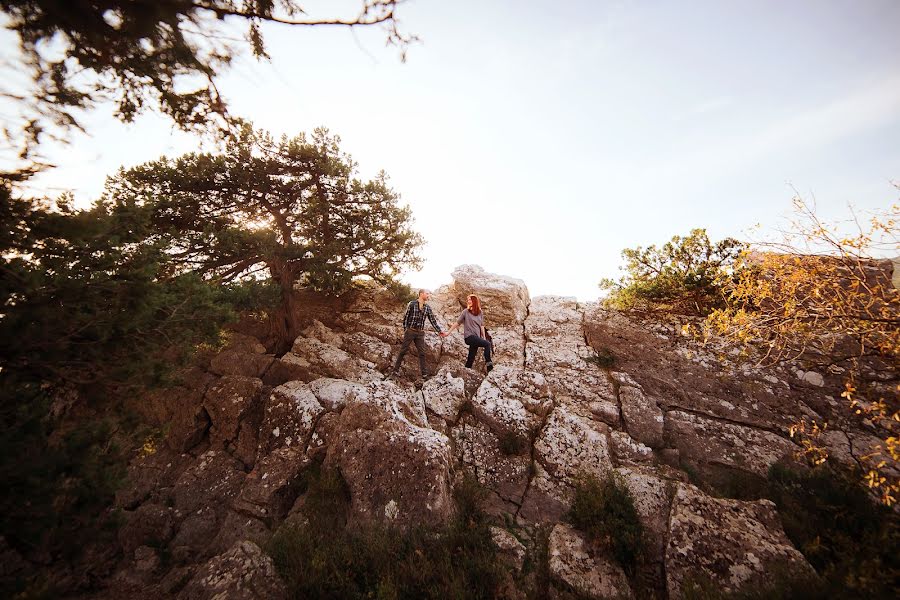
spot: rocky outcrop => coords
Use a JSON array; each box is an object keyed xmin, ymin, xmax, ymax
[{"xmin": 97, "ymin": 264, "xmax": 878, "ymax": 600}]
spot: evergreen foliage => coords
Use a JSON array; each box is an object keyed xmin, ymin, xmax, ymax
[
  {"xmin": 0, "ymin": 179, "xmax": 272, "ymax": 566},
  {"xmin": 105, "ymin": 124, "xmax": 423, "ymax": 346},
  {"xmin": 1, "ymin": 0, "xmax": 414, "ymax": 167},
  {"xmin": 600, "ymin": 229, "xmax": 744, "ymax": 316}
]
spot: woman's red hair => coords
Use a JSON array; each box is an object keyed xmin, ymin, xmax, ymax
[{"xmin": 467, "ymin": 294, "xmax": 481, "ymax": 316}]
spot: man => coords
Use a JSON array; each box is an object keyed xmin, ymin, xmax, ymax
[{"xmin": 387, "ymin": 289, "xmax": 448, "ymax": 379}]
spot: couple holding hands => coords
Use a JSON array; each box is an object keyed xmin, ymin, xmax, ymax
[{"xmin": 387, "ymin": 289, "xmax": 493, "ymax": 379}]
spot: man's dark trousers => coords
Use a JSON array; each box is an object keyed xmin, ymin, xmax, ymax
[{"xmin": 393, "ymin": 329, "xmax": 427, "ymax": 375}]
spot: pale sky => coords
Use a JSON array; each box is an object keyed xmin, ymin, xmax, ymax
[{"xmin": 7, "ymin": 0, "xmax": 900, "ymax": 299}]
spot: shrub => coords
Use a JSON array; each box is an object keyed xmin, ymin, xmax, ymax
[
  {"xmin": 268, "ymin": 469, "xmax": 502, "ymax": 599},
  {"xmin": 567, "ymin": 473, "xmax": 644, "ymax": 575},
  {"xmin": 600, "ymin": 229, "xmax": 744, "ymax": 316},
  {"xmin": 764, "ymin": 462, "xmax": 899, "ymax": 597}
]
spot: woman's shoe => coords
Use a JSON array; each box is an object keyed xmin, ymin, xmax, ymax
[{"xmin": 486, "ymin": 362, "xmax": 494, "ymax": 372}]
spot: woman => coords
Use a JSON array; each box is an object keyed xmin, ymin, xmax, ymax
[{"xmin": 446, "ymin": 294, "xmax": 494, "ymax": 371}]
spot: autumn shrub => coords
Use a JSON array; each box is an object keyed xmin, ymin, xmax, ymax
[
  {"xmin": 268, "ymin": 468, "xmax": 502, "ymax": 599},
  {"xmin": 567, "ymin": 472, "xmax": 643, "ymax": 575}
]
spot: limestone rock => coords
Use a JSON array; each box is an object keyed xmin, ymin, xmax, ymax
[
  {"xmin": 203, "ymin": 376, "xmax": 264, "ymax": 447},
  {"xmin": 609, "ymin": 430, "xmax": 654, "ymax": 464},
  {"xmin": 301, "ymin": 319, "xmax": 343, "ymax": 347},
  {"xmin": 451, "ymin": 414, "xmax": 532, "ymax": 513},
  {"xmin": 420, "ymin": 368, "xmax": 469, "ymax": 423},
  {"xmin": 307, "ymin": 377, "xmax": 371, "ymax": 411},
  {"xmin": 221, "ymin": 332, "xmax": 267, "ymax": 354},
  {"xmin": 665, "ymin": 410, "xmax": 797, "ymax": 477},
  {"xmin": 449, "ymin": 264, "xmax": 531, "ymax": 325},
  {"xmin": 471, "ymin": 366, "xmax": 553, "ymax": 440},
  {"xmin": 324, "ymin": 400, "xmax": 453, "ymax": 528},
  {"xmin": 614, "ymin": 467, "xmax": 674, "ymax": 562},
  {"xmin": 665, "ymin": 483, "xmax": 814, "ymax": 599},
  {"xmin": 535, "ymin": 405, "xmax": 613, "ymax": 486},
  {"xmin": 174, "ymin": 450, "xmax": 246, "ymax": 516},
  {"xmin": 234, "ymin": 446, "xmax": 311, "ymax": 524},
  {"xmin": 618, "ymin": 384, "xmax": 664, "ymax": 449},
  {"xmin": 548, "ymin": 523, "xmax": 633, "ymax": 599},
  {"xmin": 289, "ymin": 336, "xmax": 379, "ymax": 383},
  {"xmin": 177, "ymin": 541, "xmax": 287, "ymax": 600},
  {"xmin": 257, "ymin": 381, "xmax": 325, "ymax": 455},
  {"xmin": 490, "ymin": 526, "xmax": 527, "ymax": 571},
  {"xmin": 209, "ymin": 350, "xmax": 274, "ymax": 378}
]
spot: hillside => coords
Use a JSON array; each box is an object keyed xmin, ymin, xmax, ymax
[{"xmin": 68, "ymin": 265, "xmax": 895, "ymax": 599}]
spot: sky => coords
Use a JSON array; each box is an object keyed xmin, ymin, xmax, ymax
[{"xmin": 6, "ymin": 0, "xmax": 900, "ymax": 299}]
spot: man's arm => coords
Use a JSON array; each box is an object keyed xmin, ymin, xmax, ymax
[{"xmin": 426, "ymin": 306, "xmax": 443, "ymax": 334}]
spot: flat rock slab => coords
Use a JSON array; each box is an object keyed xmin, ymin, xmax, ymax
[
  {"xmin": 549, "ymin": 523, "xmax": 633, "ymax": 599},
  {"xmin": 665, "ymin": 483, "xmax": 814, "ymax": 599}
]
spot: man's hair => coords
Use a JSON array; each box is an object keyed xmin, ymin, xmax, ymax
[
  {"xmin": 467, "ymin": 294, "xmax": 482, "ymax": 316},
  {"xmin": 418, "ymin": 289, "xmax": 428, "ymax": 297}
]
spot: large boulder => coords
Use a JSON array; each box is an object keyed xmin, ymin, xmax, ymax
[
  {"xmin": 548, "ymin": 523, "xmax": 633, "ymax": 599},
  {"xmin": 233, "ymin": 447, "xmax": 311, "ymax": 524},
  {"xmin": 324, "ymin": 399, "xmax": 454, "ymax": 528},
  {"xmin": 665, "ymin": 410, "xmax": 797, "ymax": 477},
  {"xmin": 173, "ymin": 450, "xmax": 246, "ymax": 517},
  {"xmin": 448, "ymin": 264, "xmax": 530, "ymax": 326},
  {"xmin": 257, "ymin": 381, "xmax": 325, "ymax": 455},
  {"xmin": 209, "ymin": 350, "xmax": 274, "ymax": 378},
  {"xmin": 203, "ymin": 376, "xmax": 265, "ymax": 466},
  {"xmin": 118, "ymin": 503, "xmax": 176, "ymax": 555},
  {"xmin": 470, "ymin": 366, "xmax": 553, "ymax": 441},
  {"xmin": 534, "ymin": 405, "xmax": 613, "ymax": 486},
  {"xmin": 177, "ymin": 541, "xmax": 287, "ymax": 600},
  {"xmin": 665, "ymin": 483, "xmax": 815, "ymax": 598}
]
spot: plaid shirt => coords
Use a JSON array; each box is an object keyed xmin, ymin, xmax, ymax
[{"xmin": 402, "ymin": 300, "xmax": 443, "ymax": 333}]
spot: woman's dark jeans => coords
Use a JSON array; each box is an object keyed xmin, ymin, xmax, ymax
[{"xmin": 464, "ymin": 335, "xmax": 492, "ymax": 368}]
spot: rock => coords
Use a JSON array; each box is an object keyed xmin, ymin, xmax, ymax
[
  {"xmin": 798, "ymin": 370, "xmax": 825, "ymax": 387},
  {"xmin": 209, "ymin": 350, "xmax": 274, "ymax": 378},
  {"xmin": 614, "ymin": 467, "xmax": 673, "ymax": 562},
  {"xmin": 341, "ymin": 331, "xmax": 393, "ymax": 368},
  {"xmin": 449, "ymin": 264, "xmax": 531, "ymax": 325},
  {"xmin": 257, "ymin": 381, "xmax": 325, "ymax": 455},
  {"xmin": 289, "ymin": 336, "xmax": 379, "ymax": 383},
  {"xmin": 535, "ymin": 405, "xmax": 613, "ymax": 486},
  {"xmin": 133, "ymin": 546, "xmax": 160, "ymax": 573},
  {"xmin": 222, "ymin": 332, "xmax": 267, "ymax": 354},
  {"xmin": 174, "ymin": 451, "xmax": 246, "ymax": 516},
  {"xmin": 665, "ymin": 410, "xmax": 797, "ymax": 477},
  {"xmin": 234, "ymin": 447, "xmax": 311, "ymax": 524},
  {"xmin": 301, "ymin": 319, "xmax": 343, "ymax": 347},
  {"xmin": 169, "ymin": 507, "xmax": 218, "ymax": 561},
  {"xmin": 207, "ymin": 511, "xmax": 272, "ymax": 558},
  {"xmin": 306, "ymin": 377, "xmax": 370, "ymax": 412},
  {"xmin": 589, "ymin": 400, "xmax": 620, "ymax": 426},
  {"xmin": 118, "ymin": 503, "xmax": 175, "ymax": 555},
  {"xmin": 115, "ymin": 449, "xmax": 191, "ymax": 509},
  {"xmin": 618, "ymin": 385, "xmax": 664, "ymax": 449},
  {"xmin": 471, "ymin": 366, "xmax": 553, "ymax": 440},
  {"xmin": 420, "ymin": 368, "xmax": 469, "ymax": 423},
  {"xmin": 324, "ymin": 400, "xmax": 454, "ymax": 528},
  {"xmin": 203, "ymin": 376, "xmax": 264, "ymax": 448},
  {"xmin": 451, "ymin": 414, "xmax": 532, "ymax": 513},
  {"xmin": 665, "ymin": 483, "xmax": 815, "ymax": 599},
  {"xmin": 548, "ymin": 523, "xmax": 633, "ymax": 599},
  {"xmin": 490, "ymin": 526, "xmax": 527, "ymax": 571},
  {"xmin": 177, "ymin": 541, "xmax": 287, "ymax": 600},
  {"xmin": 609, "ymin": 430, "xmax": 654, "ymax": 464},
  {"xmin": 518, "ymin": 462, "xmax": 569, "ymax": 523}
]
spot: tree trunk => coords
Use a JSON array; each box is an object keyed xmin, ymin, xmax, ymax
[{"xmin": 268, "ymin": 262, "xmax": 301, "ymax": 355}]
